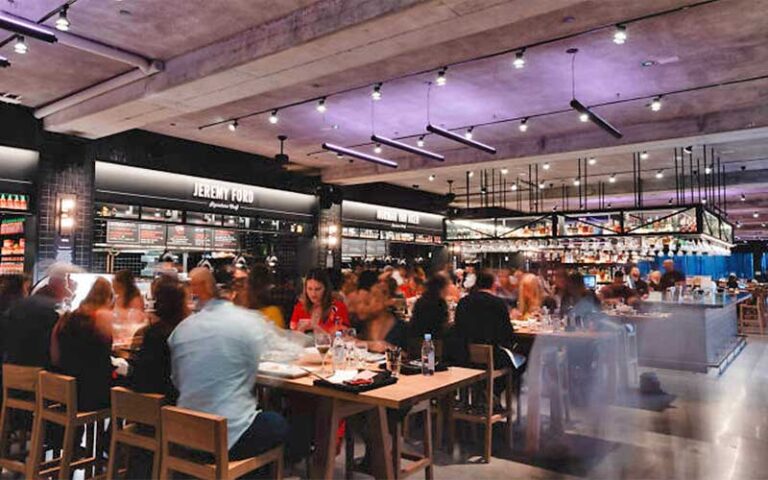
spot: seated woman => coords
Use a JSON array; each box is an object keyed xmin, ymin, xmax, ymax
[
  {"xmin": 409, "ymin": 274, "xmax": 450, "ymax": 340},
  {"xmin": 130, "ymin": 276, "xmax": 188, "ymax": 402},
  {"xmin": 360, "ymin": 280, "xmax": 407, "ymax": 353},
  {"xmin": 247, "ymin": 264, "xmax": 285, "ymax": 328},
  {"xmin": 289, "ymin": 268, "xmax": 350, "ymax": 334},
  {"xmin": 51, "ymin": 277, "xmax": 114, "ymax": 411},
  {"xmin": 111, "ymin": 269, "xmax": 146, "ymax": 347},
  {"xmin": 512, "ymin": 273, "xmax": 543, "ymax": 320}
]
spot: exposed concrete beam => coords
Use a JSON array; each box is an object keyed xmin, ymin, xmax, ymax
[
  {"xmin": 322, "ymin": 105, "xmax": 768, "ymax": 184},
  {"xmin": 40, "ymin": 0, "xmax": 625, "ymax": 137}
]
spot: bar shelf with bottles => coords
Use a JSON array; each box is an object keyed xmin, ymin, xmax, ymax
[
  {"xmin": 0, "ymin": 193, "xmax": 31, "ymax": 274},
  {"xmin": 445, "ymin": 204, "xmax": 733, "ymax": 258}
]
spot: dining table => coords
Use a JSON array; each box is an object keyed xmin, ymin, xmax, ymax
[
  {"xmin": 512, "ymin": 323, "xmax": 622, "ymax": 454},
  {"xmin": 255, "ymin": 365, "xmax": 485, "ymax": 480}
]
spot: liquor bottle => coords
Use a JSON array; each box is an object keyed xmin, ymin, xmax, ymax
[{"xmin": 421, "ymin": 334, "xmax": 435, "ymax": 376}]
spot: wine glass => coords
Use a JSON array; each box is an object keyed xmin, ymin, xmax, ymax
[{"xmin": 315, "ymin": 332, "xmax": 332, "ymax": 375}]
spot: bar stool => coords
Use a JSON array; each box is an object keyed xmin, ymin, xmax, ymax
[
  {"xmin": 27, "ymin": 371, "xmax": 111, "ymax": 480},
  {"xmin": 0, "ymin": 364, "xmax": 42, "ymax": 476},
  {"xmin": 448, "ymin": 344, "xmax": 514, "ymax": 463},
  {"xmin": 106, "ymin": 387, "xmax": 165, "ymax": 480},
  {"xmin": 160, "ymin": 406, "xmax": 283, "ymax": 480}
]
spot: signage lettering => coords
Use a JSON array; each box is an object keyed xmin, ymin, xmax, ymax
[
  {"xmin": 193, "ymin": 182, "xmax": 255, "ymax": 205},
  {"xmin": 375, "ymin": 209, "xmax": 420, "ymax": 225}
]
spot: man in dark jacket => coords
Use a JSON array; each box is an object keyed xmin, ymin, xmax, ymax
[
  {"xmin": 3, "ymin": 271, "xmax": 69, "ymax": 367},
  {"xmin": 451, "ymin": 269, "xmax": 515, "ymax": 367}
]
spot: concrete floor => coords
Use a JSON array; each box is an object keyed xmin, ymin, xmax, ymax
[
  {"xmin": 5, "ymin": 338, "xmax": 766, "ymax": 480},
  {"xmin": 339, "ymin": 337, "xmax": 768, "ymax": 480}
]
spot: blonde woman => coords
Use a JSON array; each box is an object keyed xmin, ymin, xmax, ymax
[{"xmin": 515, "ymin": 273, "xmax": 543, "ymax": 320}]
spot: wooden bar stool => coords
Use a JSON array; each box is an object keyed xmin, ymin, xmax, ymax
[
  {"xmin": 448, "ymin": 344, "xmax": 514, "ymax": 463},
  {"xmin": 27, "ymin": 371, "xmax": 111, "ymax": 480},
  {"xmin": 0, "ymin": 364, "xmax": 42, "ymax": 476},
  {"xmin": 106, "ymin": 387, "xmax": 165, "ymax": 480},
  {"xmin": 160, "ymin": 406, "xmax": 283, "ymax": 480}
]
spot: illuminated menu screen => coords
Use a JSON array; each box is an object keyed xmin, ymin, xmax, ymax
[
  {"xmin": 213, "ymin": 229, "xmax": 238, "ymax": 250},
  {"xmin": 167, "ymin": 225, "xmax": 212, "ymax": 248},
  {"xmin": 106, "ymin": 221, "xmax": 139, "ymax": 244},
  {"xmin": 139, "ymin": 223, "xmax": 166, "ymax": 246}
]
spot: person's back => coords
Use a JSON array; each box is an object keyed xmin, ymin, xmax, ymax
[
  {"xmin": 4, "ymin": 288, "xmax": 59, "ymax": 367},
  {"xmin": 169, "ymin": 299, "xmax": 266, "ymax": 447},
  {"xmin": 409, "ymin": 294, "xmax": 448, "ymax": 339}
]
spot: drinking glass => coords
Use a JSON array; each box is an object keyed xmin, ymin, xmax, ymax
[
  {"xmin": 385, "ymin": 348, "xmax": 402, "ymax": 378},
  {"xmin": 315, "ymin": 332, "xmax": 332, "ymax": 375},
  {"xmin": 343, "ymin": 328, "xmax": 357, "ymax": 368},
  {"xmin": 354, "ymin": 341, "xmax": 368, "ymax": 369}
]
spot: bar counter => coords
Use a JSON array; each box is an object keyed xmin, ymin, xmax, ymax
[{"xmin": 617, "ymin": 293, "xmax": 750, "ymax": 373}]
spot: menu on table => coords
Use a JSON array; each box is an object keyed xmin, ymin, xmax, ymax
[
  {"xmin": 139, "ymin": 223, "xmax": 167, "ymax": 246},
  {"xmin": 106, "ymin": 221, "xmax": 139, "ymax": 244},
  {"xmin": 167, "ymin": 225, "xmax": 212, "ymax": 248},
  {"xmin": 213, "ymin": 229, "xmax": 238, "ymax": 250}
]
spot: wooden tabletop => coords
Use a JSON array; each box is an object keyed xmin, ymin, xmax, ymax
[
  {"xmin": 255, "ymin": 366, "xmax": 485, "ymax": 410},
  {"xmin": 514, "ymin": 327, "xmax": 618, "ymax": 341}
]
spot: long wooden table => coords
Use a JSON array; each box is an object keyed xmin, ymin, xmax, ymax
[
  {"xmin": 513, "ymin": 327, "xmax": 621, "ymax": 454},
  {"xmin": 255, "ymin": 366, "xmax": 485, "ymax": 479}
]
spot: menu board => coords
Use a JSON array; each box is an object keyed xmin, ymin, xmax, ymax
[
  {"xmin": 167, "ymin": 225, "xmax": 212, "ymax": 249},
  {"xmin": 106, "ymin": 221, "xmax": 139, "ymax": 244},
  {"xmin": 213, "ymin": 229, "xmax": 238, "ymax": 250},
  {"xmin": 139, "ymin": 223, "xmax": 166, "ymax": 246}
]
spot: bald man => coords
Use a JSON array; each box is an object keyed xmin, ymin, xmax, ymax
[
  {"xmin": 660, "ymin": 259, "xmax": 686, "ymax": 291},
  {"xmin": 188, "ymin": 267, "xmax": 217, "ymax": 308}
]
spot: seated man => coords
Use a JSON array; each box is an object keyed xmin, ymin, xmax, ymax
[
  {"xmin": 169, "ymin": 267, "xmax": 304, "ymax": 461},
  {"xmin": 450, "ymin": 269, "xmax": 515, "ymax": 368},
  {"xmin": 599, "ymin": 271, "xmax": 639, "ymax": 306}
]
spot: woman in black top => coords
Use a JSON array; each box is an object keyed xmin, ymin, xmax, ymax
[
  {"xmin": 51, "ymin": 278, "xmax": 114, "ymax": 411},
  {"xmin": 130, "ymin": 276, "xmax": 188, "ymax": 403},
  {"xmin": 409, "ymin": 274, "xmax": 449, "ymax": 340}
]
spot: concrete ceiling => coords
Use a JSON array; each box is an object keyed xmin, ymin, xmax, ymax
[{"xmin": 0, "ymin": 0, "xmax": 767, "ymax": 237}]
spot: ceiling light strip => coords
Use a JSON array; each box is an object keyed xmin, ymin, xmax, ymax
[
  {"xmin": 322, "ymin": 143, "xmax": 398, "ymax": 168},
  {"xmin": 426, "ymin": 124, "xmax": 497, "ymax": 154},
  {"xmin": 0, "ymin": 12, "xmax": 58, "ymax": 43},
  {"xmin": 570, "ymin": 99, "xmax": 623, "ymax": 139},
  {"xmin": 370, "ymin": 134, "xmax": 444, "ymax": 161}
]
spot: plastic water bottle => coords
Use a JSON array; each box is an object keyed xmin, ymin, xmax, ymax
[
  {"xmin": 421, "ymin": 334, "xmax": 435, "ymax": 376},
  {"xmin": 332, "ymin": 331, "xmax": 346, "ymax": 372}
]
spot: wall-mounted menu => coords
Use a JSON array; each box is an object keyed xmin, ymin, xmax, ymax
[
  {"xmin": 139, "ymin": 223, "xmax": 167, "ymax": 247},
  {"xmin": 213, "ymin": 229, "xmax": 238, "ymax": 250},
  {"xmin": 107, "ymin": 221, "xmax": 139, "ymax": 244},
  {"xmin": 167, "ymin": 225, "xmax": 212, "ymax": 249}
]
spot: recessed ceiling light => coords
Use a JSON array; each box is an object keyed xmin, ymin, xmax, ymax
[{"xmin": 641, "ymin": 60, "xmax": 656, "ymax": 67}]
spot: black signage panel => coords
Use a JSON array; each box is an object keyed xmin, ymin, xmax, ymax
[
  {"xmin": 167, "ymin": 225, "xmax": 212, "ymax": 249},
  {"xmin": 95, "ymin": 162, "xmax": 315, "ymax": 218},
  {"xmin": 341, "ymin": 201, "xmax": 444, "ymax": 235},
  {"xmin": 139, "ymin": 223, "xmax": 166, "ymax": 246},
  {"xmin": 106, "ymin": 221, "xmax": 139, "ymax": 244},
  {"xmin": 213, "ymin": 229, "xmax": 238, "ymax": 250}
]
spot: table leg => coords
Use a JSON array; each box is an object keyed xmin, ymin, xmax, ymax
[
  {"xmin": 388, "ymin": 412, "xmax": 402, "ymax": 479},
  {"xmin": 367, "ymin": 406, "xmax": 394, "ymax": 480},
  {"xmin": 312, "ymin": 397, "xmax": 341, "ymax": 480},
  {"xmin": 525, "ymin": 347, "xmax": 543, "ymax": 455}
]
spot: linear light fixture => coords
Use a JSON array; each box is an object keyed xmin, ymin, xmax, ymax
[
  {"xmin": 0, "ymin": 12, "xmax": 58, "ymax": 43},
  {"xmin": 322, "ymin": 143, "xmax": 398, "ymax": 168},
  {"xmin": 370, "ymin": 134, "xmax": 444, "ymax": 161},
  {"xmin": 570, "ymin": 99, "xmax": 622, "ymax": 139},
  {"xmin": 426, "ymin": 124, "xmax": 496, "ymax": 154},
  {"xmin": 0, "ymin": 55, "xmax": 9, "ymax": 68}
]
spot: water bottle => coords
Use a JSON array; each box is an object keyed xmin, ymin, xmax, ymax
[
  {"xmin": 421, "ymin": 334, "xmax": 435, "ymax": 376},
  {"xmin": 332, "ymin": 331, "xmax": 346, "ymax": 372}
]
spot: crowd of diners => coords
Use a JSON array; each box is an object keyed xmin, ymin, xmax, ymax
[{"xmin": 0, "ymin": 257, "xmax": 695, "ymax": 473}]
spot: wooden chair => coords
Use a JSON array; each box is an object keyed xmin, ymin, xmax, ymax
[
  {"xmin": 390, "ymin": 400, "xmax": 434, "ymax": 479},
  {"xmin": 106, "ymin": 387, "xmax": 165, "ymax": 480},
  {"xmin": 448, "ymin": 344, "xmax": 514, "ymax": 463},
  {"xmin": 27, "ymin": 371, "xmax": 111, "ymax": 480},
  {"xmin": 0, "ymin": 364, "xmax": 42, "ymax": 476},
  {"xmin": 160, "ymin": 406, "xmax": 283, "ymax": 480}
]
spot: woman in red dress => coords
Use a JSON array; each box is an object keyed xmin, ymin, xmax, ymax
[{"xmin": 290, "ymin": 268, "xmax": 349, "ymax": 334}]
